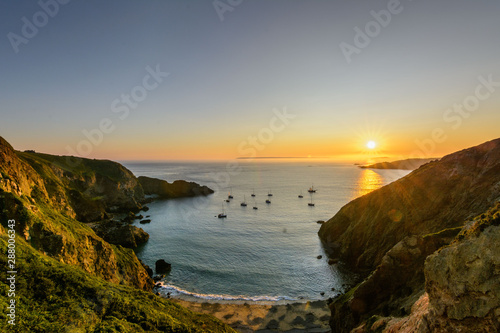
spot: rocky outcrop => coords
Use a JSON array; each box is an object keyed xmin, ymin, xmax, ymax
[
  {"xmin": 321, "ymin": 138, "xmax": 500, "ymax": 332},
  {"xmin": 156, "ymin": 259, "xmax": 172, "ymax": 274},
  {"xmin": 91, "ymin": 220, "xmax": 149, "ymax": 248},
  {"xmin": 360, "ymin": 158, "xmax": 437, "ymax": 170},
  {"xmin": 381, "ymin": 204, "xmax": 500, "ymax": 333},
  {"xmin": 138, "ymin": 176, "xmax": 214, "ymax": 199},
  {"xmin": 330, "ymin": 228, "xmax": 460, "ymax": 332},
  {"xmin": 319, "ymin": 138, "xmax": 500, "ymax": 273}
]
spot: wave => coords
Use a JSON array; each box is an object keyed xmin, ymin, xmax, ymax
[{"xmin": 156, "ymin": 282, "xmax": 299, "ymax": 303}]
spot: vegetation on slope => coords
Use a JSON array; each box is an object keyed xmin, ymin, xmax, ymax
[{"xmin": 0, "ymin": 231, "xmax": 235, "ymax": 333}]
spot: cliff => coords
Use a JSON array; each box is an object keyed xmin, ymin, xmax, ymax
[
  {"xmin": 321, "ymin": 138, "xmax": 500, "ymax": 332},
  {"xmin": 138, "ymin": 176, "xmax": 214, "ymax": 198},
  {"xmin": 0, "ymin": 136, "xmax": 231, "ymax": 332},
  {"xmin": 319, "ymin": 138, "xmax": 500, "ymax": 272},
  {"xmin": 363, "ymin": 204, "xmax": 500, "ymax": 332},
  {"xmin": 359, "ymin": 158, "xmax": 437, "ymax": 170}
]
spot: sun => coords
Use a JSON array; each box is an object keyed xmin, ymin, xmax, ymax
[{"xmin": 366, "ymin": 140, "xmax": 377, "ymax": 150}]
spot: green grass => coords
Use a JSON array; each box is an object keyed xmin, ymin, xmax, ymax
[
  {"xmin": 455, "ymin": 202, "xmax": 500, "ymax": 242},
  {"xmin": 0, "ymin": 234, "xmax": 235, "ymax": 333},
  {"xmin": 16, "ymin": 151, "xmax": 132, "ymax": 184}
]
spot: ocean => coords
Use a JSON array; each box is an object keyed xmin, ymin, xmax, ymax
[{"xmin": 123, "ymin": 160, "xmax": 410, "ymax": 303}]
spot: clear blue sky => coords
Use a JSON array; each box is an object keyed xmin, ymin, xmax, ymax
[{"xmin": 1, "ymin": 0, "xmax": 499, "ymax": 160}]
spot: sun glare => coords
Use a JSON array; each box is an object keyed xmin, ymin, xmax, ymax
[{"xmin": 366, "ymin": 140, "xmax": 377, "ymax": 149}]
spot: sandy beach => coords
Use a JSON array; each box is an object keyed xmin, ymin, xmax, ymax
[{"xmin": 169, "ymin": 298, "xmax": 332, "ymax": 332}]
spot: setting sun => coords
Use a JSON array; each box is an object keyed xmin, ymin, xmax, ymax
[{"xmin": 366, "ymin": 140, "xmax": 377, "ymax": 149}]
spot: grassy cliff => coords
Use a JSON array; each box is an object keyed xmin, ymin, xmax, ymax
[{"xmin": 0, "ymin": 136, "xmax": 233, "ymax": 332}]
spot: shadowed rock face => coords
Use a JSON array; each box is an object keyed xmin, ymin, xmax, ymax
[
  {"xmin": 381, "ymin": 204, "xmax": 500, "ymax": 333},
  {"xmin": 425, "ymin": 212, "xmax": 500, "ymax": 323},
  {"xmin": 319, "ymin": 138, "xmax": 500, "ymax": 273}
]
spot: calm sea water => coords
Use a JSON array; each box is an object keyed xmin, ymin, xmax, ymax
[{"xmin": 123, "ymin": 160, "xmax": 410, "ymax": 302}]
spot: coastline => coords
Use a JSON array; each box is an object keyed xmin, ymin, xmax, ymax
[
  {"xmin": 168, "ymin": 296, "xmax": 331, "ymax": 332},
  {"xmin": 154, "ymin": 282, "xmax": 332, "ymax": 331}
]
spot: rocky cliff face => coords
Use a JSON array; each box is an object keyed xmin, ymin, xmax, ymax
[
  {"xmin": 0, "ymin": 137, "xmax": 153, "ymax": 291},
  {"xmin": 320, "ymin": 138, "xmax": 500, "ymax": 332},
  {"xmin": 381, "ymin": 203, "xmax": 500, "ymax": 333},
  {"xmin": 0, "ymin": 136, "xmax": 232, "ymax": 332},
  {"xmin": 319, "ymin": 138, "xmax": 500, "ymax": 273}
]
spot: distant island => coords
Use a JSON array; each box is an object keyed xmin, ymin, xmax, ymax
[
  {"xmin": 359, "ymin": 157, "xmax": 438, "ymax": 170},
  {"xmin": 236, "ymin": 156, "xmax": 307, "ymax": 159}
]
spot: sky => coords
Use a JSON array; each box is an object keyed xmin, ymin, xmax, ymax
[{"xmin": 1, "ymin": 0, "xmax": 499, "ymax": 161}]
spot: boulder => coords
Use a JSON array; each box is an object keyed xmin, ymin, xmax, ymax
[
  {"xmin": 156, "ymin": 259, "xmax": 172, "ymax": 274},
  {"xmin": 91, "ymin": 220, "xmax": 149, "ymax": 248}
]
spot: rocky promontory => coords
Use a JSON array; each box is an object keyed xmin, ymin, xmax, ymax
[
  {"xmin": 320, "ymin": 138, "xmax": 500, "ymax": 332},
  {"xmin": 0, "ymin": 136, "xmax": 231, "ymax": 332},
  {"xmin": 359, "ymin": 158, "xmax": 437, "ymax": 170},
  {"xmin": 319, "ymin": 138, "xmax": 500, "ymax": 273},
  {"xmin": 138, "ymin": 176, "xmax": 214, "ymax": 199}
]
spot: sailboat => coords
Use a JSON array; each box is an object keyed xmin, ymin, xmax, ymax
[
  {"xmin": 228, "ymin": 188, "xmax": 233, "ymax": 199},
  {"xmin": 298, "ymin": 190, "xmax": 304, "ymax": 198},
  {"xmin": 267, "ymin": 190, "xmax": 273, "ymax": 197},
  {"xmin": 308, "ymin": 193, "xmax": 315, "ymax": 206},
  {"xmin": 253, "ymin": 198, "xmax": 258, "ymax": 210},
  {"xmin": 218, "ymin": 202, "xmax": 227, "ymax": 218},
  {"xmin": 241, "ymin": 195, "xmax": 248, "ymax": 207},
  {"xmin": 265, "ymin": 198, "xmax": 271, "ymax": 204},
  {"xmin": 308, "ymin": 185, "xmax": 316, "ymax": 193},
  {"xmin": 251, "ymin": 189, "xmax": 256, "ymax": 197}
]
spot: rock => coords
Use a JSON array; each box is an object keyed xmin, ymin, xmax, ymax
[
  {"xmin": 328, "ymin": 258, "xmax": 339, "ymax": 265},
  {"xmin": 141, "ymin": 206, "xmax": 150, "ymax": 212},
  {"xmin": 425, "ymin": 222, "xmax": 500, "ymax": 322},
  {"xmin": 153, "ymin": 274, "xmax": 165, "ymax": 282},
  {"xmin": 317, "ymin": 255, "xmax": 323, "ymax": 259},
  {"xmin": 139, "ymin": 219, "xmax": 151, "ymax": 224},
  {"xmin": 140, "ymin": 260, "xmax": 153, "ymax": 277},
  {"xmin": 317, "ymin": 220, "xmax": 325, "ymax": 224},
  {"xmin": 320, "ymin": 292, "xmax": 325, "ymax": 296},
  {"xmin": 91, "ymin": 220, "xmax": 149, "ymax": 248},
  {"xmin": 155, "ymin": 259, "xmax": 172, "ymax": 274},
  {"xmin": 138, "ymin": 176, "xmax": 214, "ymax": 199}
]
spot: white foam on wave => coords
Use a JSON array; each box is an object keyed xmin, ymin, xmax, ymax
[{"xmin": 156, "ymin": 282, "xmax": 299, "ymax": 303}]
